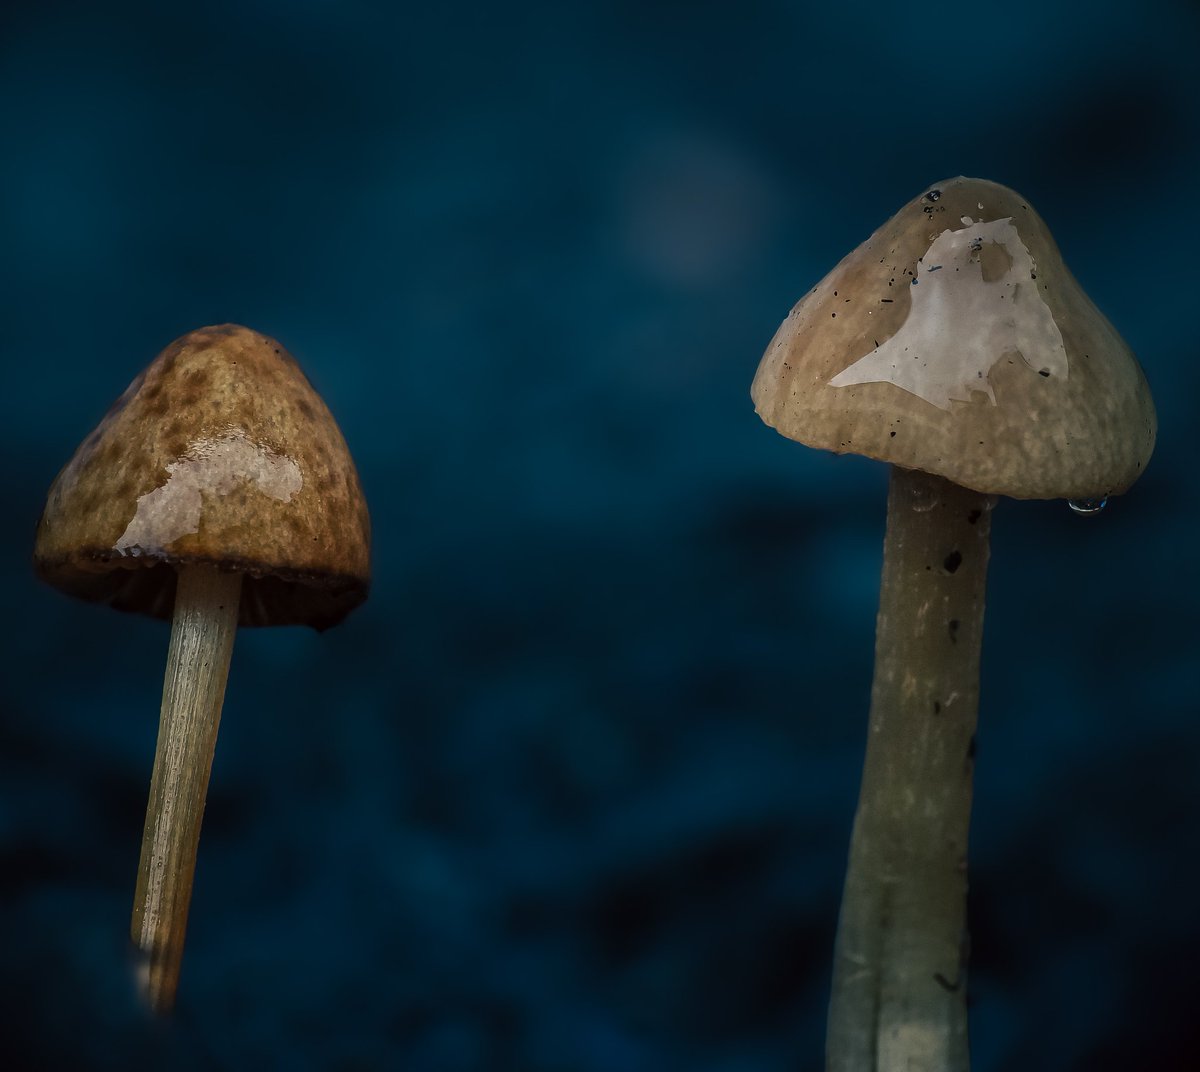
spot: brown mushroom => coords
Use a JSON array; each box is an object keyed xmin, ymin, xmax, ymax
[
  {"xmin": 751, "ymin": 178, "xmax": 1155, "ymax": 1069},
  {"xmin": 34, "ymin": 324, "xmax": 371, "ymax": 1013}
]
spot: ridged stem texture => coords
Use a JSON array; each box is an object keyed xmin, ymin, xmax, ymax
[
  {"xmin": 827, "ymin": 467, "xmax": 993, "ymax": 1072},
  {"xmin": 131, "ymin": 564, "xmax": 242, "ymax": 1013}
]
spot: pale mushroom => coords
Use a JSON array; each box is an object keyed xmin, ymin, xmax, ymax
[
  {"xmin": 35, "ymin": 324, "xmax": 371, "ymax": 1012},
  {"xmin": 751, "ymin": 178, "xmax": 1155, "ymax": 1070}
]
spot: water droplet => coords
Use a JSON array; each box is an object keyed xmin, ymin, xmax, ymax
[
  {"xmin": 1068, "ymin": 497, "xmax": 1107, "ymax": 516},
  {"xmin": 926, "ymin": 189, "xmax": 941, "ymax": 201}
]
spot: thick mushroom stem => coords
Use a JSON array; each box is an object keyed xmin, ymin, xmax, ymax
[
  {"xmin": 827, "ymin": 467, "xmax": 993, "ymax": 1072},
  {"xmin": 131, "ymin": 564, "xmax": 242, "ymax": 1013}
]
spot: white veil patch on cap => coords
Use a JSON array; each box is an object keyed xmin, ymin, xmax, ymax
[
  {"xmin": 829, "ymin": 217, "xmax": 1067, "ymax": 409},
  {"xmin": 115, "ymin": 432, "xmax": 303, "ymax": 556}
]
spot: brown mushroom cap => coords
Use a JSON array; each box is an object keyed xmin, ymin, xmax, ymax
[
  {"xmin": 34, "ymin": 324, "xmax": 371, "ymax": 629},
  {"xmin": 751, "ymin": 177, "xmax": 1156, "ymax": 499}
]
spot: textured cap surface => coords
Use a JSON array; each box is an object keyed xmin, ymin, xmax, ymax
[
  {"xmin": 751, "ymin": 177, "xmax": 1156, "ymax": 499},
  {"xmin": 35, "ymin": 324, "xmax": 371, "ymax": 628}
]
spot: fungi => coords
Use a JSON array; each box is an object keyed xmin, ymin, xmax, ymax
[
  {"xmin": 751, "ymin": 178, "xmax": 1155, "ymax": 1069},
  {"xmin": 35, "ymin": 324, "xmax": 371, "ymax": 1012}
]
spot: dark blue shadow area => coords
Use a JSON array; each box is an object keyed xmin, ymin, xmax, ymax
[{"xmin": 3, "ymin": 1, "xmax": 1198, "ymax": 1069}]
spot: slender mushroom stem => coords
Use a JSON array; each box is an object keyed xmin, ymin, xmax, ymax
[
  {"xmin": 827, "ymin": 467, "xmax": 993, "ymax": 1072},
  {"xmin": 131, "ymin": 563, "xmax": 242, "ymax": 1013}
]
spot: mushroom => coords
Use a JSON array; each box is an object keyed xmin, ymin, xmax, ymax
[
  {"xmin": 34, "ymin": 324, "xmax": 371, "ymax": 1013},
  {"xmin": 750, "ymin": 178, "xmax": 1155, "ymax": 1070}
]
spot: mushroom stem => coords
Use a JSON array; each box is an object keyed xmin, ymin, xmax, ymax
[
  {"xmin": 827, "ymin": 467, "xmax": 992, "ymax": 1072},
  {"xmin": 131, "ymin": 563, "xmax": 242, "ymax": 1013}
]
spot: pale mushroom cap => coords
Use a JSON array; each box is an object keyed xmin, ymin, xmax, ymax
[
  {"xmin": 35, "ymin": 324, "xmax": 371, "ymax": 629},
  {"xmin": 751, "ymin": 177, "xmax": 1156, "ymax": 499}
]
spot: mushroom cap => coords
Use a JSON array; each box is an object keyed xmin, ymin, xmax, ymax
[
  {"xmin": 34, "ymin": 324, "xmax": 371, "ymax": 629},
  {"xmin": 751, "ymin": 177, "xmax": 1156, "ymax": 499}
]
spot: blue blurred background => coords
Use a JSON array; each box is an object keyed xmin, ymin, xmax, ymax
[{"xmin": 3, "ymin": 2, "xmax": 1197, "ymax": 1069}]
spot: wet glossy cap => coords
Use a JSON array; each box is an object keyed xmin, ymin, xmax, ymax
[
  {"xmin": 35, "ymin": 324, "xmax": 371, "ymax": 629},
  {"xmin": 751, "ymin": 177, "xmax": 1156, "ymax": 499}
]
